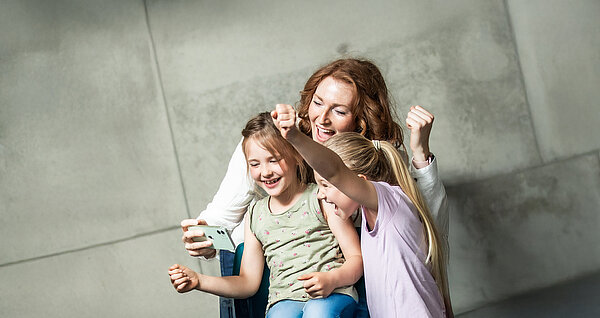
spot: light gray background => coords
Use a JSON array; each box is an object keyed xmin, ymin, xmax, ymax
[{"xmin": 1, "ymin": 0, "xmax": 599, "ymax": 317}]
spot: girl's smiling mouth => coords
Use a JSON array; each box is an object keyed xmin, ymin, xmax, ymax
[{"xmin": 262, "ymin": 177, "xmax": 281, "ymax": 188}]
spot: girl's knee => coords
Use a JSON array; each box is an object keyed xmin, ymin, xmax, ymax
[
  {"xmin": 302, "ymin": 294, "xmax": 356, "ymax": 318},
  {"xmin": 266, "ymin": 300, "xmax": 303, "ymax": 318}
]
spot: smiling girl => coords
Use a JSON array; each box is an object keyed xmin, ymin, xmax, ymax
[
  {"xmin": 273, "ymin": 104, "xmax": 452, "ymax": 317},
  {"xmin": 169, "ymin": 112, "xmax": 363, "ymax": 318}
]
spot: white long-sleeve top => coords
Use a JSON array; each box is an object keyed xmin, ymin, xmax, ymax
[
  {"xmin": 410, "ymin": 155, "xmax": 449, "ymax": 262},
  {"xmin": 198, "ymin": 139, "xmax": 449, "ymax": 257}
]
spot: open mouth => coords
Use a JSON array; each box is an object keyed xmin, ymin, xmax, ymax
[
  {"xmin": 314, "ymin": 126, "xmax": 335, "ymax": 142},
  {"xmin": 262, "ymin": 177, "xmax": 281, "ymax": 188}
]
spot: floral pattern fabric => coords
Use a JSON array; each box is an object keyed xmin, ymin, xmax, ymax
[{"xmin": 249, "ymin": 183, "xmax": 357, "ymax": 308}]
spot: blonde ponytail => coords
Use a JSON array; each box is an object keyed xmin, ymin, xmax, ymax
[{"xmin": 325, "ymin": 132, "xmax": 452, "ymax": 317}]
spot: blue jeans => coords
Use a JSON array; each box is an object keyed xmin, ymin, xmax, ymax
[
  {"xmin": 353, "ymin": 227, "xmax": 369, "ymax": 318},
  {"xmin": 353, "ymin": 276, "xmax": 369, "ymax": 318},
  {"xmin": 219, "ymin": 250, "xmax": 235, "ymax": 318},
  {"xmin": 266, "ymin": 293, "xmax": 356, "ymax": 318}
]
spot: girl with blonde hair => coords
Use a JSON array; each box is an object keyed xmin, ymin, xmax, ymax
[{"xmin": 273, "ymin": 104, "xmax": 452, "ymax": 317}]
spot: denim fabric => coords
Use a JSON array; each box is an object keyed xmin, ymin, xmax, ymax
[
  {"xmin": 266, "ymin": 293, "xmax": 356, "ymax": 318},
  {"xmin": 353, "ymin": 276, "xmax": 370, "ymax": 318},
  {"xmin": 219, "ymin": 250, "xmax": 235, "ymax": 318}
]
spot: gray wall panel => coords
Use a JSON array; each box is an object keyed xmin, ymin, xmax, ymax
[
  {"xmin": 147, "ymin": 0, "xmax": 496, "ymax": 93},
  {"xmin": 365, "ymin": 10, "xmax": 539, "ymax": 183},
  {"xmin": 0, "ymin": 0, "xmax": 187, "ymax": 264},
  {"xmin": 448, "ymin": 152, "xmax": 600, "ymax": 312},
  {"xmin": 507, "ymin": 0, "xmax": 600, "ymax": 161},
  {"xmin": 0, "ymin": 230, "xmax": 220, "ymax": 318}
]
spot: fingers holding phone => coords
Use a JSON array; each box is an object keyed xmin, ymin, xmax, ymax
[
  {"xmin": 188, "ymin": 225, "xmax": 235, "ymax": 252},
  {"xmin": 181, "ymin": 219, "xmax": 217, "ymax": 258}
]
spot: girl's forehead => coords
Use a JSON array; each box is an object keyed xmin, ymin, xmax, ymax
[{"xmin": 245, "ymin": 137, "xmax": 281, "ymax": 158}]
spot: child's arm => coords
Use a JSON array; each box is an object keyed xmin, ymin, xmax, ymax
[
  {"xmin": 168, "ymin": 213, "xmax": 265, "ymax": 298},
  {"xmin": 272, "ymin": 104, "xmax": 378, "ymax": 212},
  {"xmin": 298, "ymin": 201, "xmax": 363, "ymax": 298}
]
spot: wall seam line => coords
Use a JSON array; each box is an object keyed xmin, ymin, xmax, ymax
[
  {"xmin": 503, "ymin": 0, "xmax": 544, "ymax": 164},
  {"xmin": 0, "ymin": 226, "xmax": 180, "ymax": 268},
  {"xmin": 143, "ymin": 0, "xmax": 192, "ymax": 219},
  {"xmin": 445, "ymin": 149, "xmax": 600, "ymax": 188}
]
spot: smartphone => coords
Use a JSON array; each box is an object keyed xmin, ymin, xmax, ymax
[{"xmin": 188, "ymin": 225, "xmax": 235, "ymax": 252}]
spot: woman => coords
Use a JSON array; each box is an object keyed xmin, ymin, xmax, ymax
[{"xmin": 181, "ymin": 58, "xmax": 449, "ymax": 317}]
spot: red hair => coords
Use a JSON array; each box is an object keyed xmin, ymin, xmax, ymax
[{"xmin": 297, "ymin": 58, "xmax": 404, "ymax": 148}]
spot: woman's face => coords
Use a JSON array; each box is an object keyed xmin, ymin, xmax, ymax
[{"xmin": 308, "ymin": 76, "xmax": 357, "ymax": 143}]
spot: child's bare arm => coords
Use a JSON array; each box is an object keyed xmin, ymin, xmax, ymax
[
  {"xmin": 272, "ymin": 104, "xmax": 378, "ymax": 211},
  {"xmin": 323, "ymin": 202, "xmax": 363, "ymax": 284},
  {"xmin": 168, "ymin": 214, "xmax": 264, "ymax": 298},
  {"xmin": 201, "ymin": 214, "xmax": 264, "ymax": 298},
  {"xmin": 298, "ymin": 201, "xmax": 363, "ymax": 298}
]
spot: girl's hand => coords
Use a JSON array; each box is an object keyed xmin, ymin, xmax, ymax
[
  {"xmin": 271, "ymin": 104, "xmax": 298, "ymax": 139},
  {"xmin": 298, "ymin": 271, "xmax": 336, "ymax": 298},
  {"xmin": 168, "ymin": 264, "xmax": 200, "ymax": 293},
  {"xmin": 405, "ymin": 105, "xmax": 434, "ymax": 163},
  {"xmin": 181, "ymin": 219, "xmax": 217, "ymax": 259}
]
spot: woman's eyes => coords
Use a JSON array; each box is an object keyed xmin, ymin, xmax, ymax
[
  {"xmin": 313, "ymin": 100, "xmax": 348, "ymax": 115},
  {"xmin": 249, "ymin": 162, "xmax": 259, "ymax": 167}
]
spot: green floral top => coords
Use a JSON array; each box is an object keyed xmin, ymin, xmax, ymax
[{"xmin": 249, "ymin": 183, "xmax": 357, "ymax": 308}]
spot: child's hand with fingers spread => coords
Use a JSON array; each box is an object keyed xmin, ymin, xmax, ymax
[
  {"xmin": 168, "ymin": 264, "xmax": 200, "ymax": 293},
  {"xmin": 271, "ymin": 104, "xmax": 298, "ymax": 139},
  {"xmin": 298, "ymin": 271, "xmax": 336, "ymax": 298}
]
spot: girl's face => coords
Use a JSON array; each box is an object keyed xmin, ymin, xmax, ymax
[
  {"xmin": 314, "ymin": 171, "xmax": 359, "ymax": 220},
  {"xmin": 246, "ymin": 138, "xmax": 298, "ymax": 199},
  {"xmin": 309, "ymin": 76, "xmax": 357, "ymax": 143}
]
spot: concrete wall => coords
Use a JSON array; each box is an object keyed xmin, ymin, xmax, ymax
[{"xmin": 1, "ymin": 0, "xmax": 598, "ymax": 317}]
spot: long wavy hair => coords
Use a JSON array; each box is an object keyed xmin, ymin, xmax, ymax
[
  {"xmin": 324, "ymin": 132, "xmax": 453, "ymax": 317},
  {"xmin": 297, "ymin": 58, "xmax": 404, "ymax": 149}
]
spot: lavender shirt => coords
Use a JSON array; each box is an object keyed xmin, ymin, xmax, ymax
[{"xmin": 361, "ymin": 181, "xmax": 445, "ymax": 318}]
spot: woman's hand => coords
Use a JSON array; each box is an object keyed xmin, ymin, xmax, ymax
[
  {"xmin": 298, "ymin": 271, "xmax": 337, "ymax": 298},
  {"xmin": 181, "ymin": 219, "xmax": 217, "ymax": 259},
  {"xmin": 271, "ymin": 104, "xmax": 298, "ymax": 139},
  {"xmin": 168, "ymin": 264, "xmax": 200, "ymax": 293},
  {"xmin": 406, "ymin": 105, "xmax": 434, "ymax": 164}
]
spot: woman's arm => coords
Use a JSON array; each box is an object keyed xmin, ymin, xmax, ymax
[
  {"xmin": 405, "ymin": 106, "xmax": 449, "ymax": 254},
  {"xmin": 272, "ymin": 105, "xmax": 379, "ymax": 212}
]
